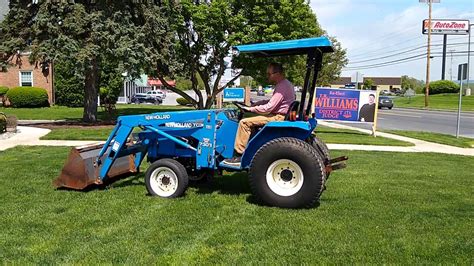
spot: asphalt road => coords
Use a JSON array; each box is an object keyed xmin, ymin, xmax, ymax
[{"xmin": 249, "ymin": 92, "xmax": 474, "ymax": 138}]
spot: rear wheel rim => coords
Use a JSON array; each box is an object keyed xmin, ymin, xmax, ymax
[
  {"xmin": 149, "ymin": 167, "xmax": 178, "ymax": 197},
  {"xmin": 266, "ymin": 159, "xmax": 304, "ymax": 197}
]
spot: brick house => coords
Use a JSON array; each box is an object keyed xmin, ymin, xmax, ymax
[{"xmin": 0, "ymin": 53, "xmax": 54, "ymax": 104}]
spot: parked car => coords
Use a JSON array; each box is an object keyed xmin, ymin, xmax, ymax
[
  {"xmin": 391, "ymin": 88, "xmax": 403, "ymax": 96},
  {"xmin": 131, "ymin": 94, "xmax": 162, "ymax": 105},
  {"xmin": 146, "ymin": 90, "xmax": 166, "ymax": 99},
  {"xmin": 344, "ymin": 83, "xmax": 356, "ymax": 89},
  {"xmin": 378, "ymin": 96, "xmax": 393, "ymax": 109}
]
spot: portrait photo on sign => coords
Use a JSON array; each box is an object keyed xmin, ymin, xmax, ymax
[{"xmin": 358, "ymin": 91, "xmax": 377, "ymax": 123}]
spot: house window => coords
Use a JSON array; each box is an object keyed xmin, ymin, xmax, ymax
[{"xmin": 19, "ymin": 71, "xmax": 33, "ymax": 87}]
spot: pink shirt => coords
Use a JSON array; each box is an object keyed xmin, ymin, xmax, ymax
[{"xmin": 250, "ymin": 79, "xmax": 295, "ymax": 115}]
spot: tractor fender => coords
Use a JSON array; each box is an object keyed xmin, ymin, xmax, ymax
[{"xmin": 240, "ymin": 120, "xmax": 316, "ymax": 169}]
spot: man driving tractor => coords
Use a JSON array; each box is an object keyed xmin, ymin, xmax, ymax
[{"xmin": 223, "ymin": 63, "xmax": 295, "ymax": 166}]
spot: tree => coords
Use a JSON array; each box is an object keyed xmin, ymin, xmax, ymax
[
  {"xmin": 401, "ymin": 75, "xmax": 424, "ymax": 94},
  {"xmin": 54, "ymin": 57, "xmax": 84, "ymax": 107},
  {"xmin": 363, "ymin": 78, "xmax": 374, "ymax": 90},
  {"xmin": 151, "ymin": 0, "xmax": 347, "ymax": 109},
  {"xmin": 239, "ymin": 76, "xmax": 256, "ymax": 88},
  {"xmin": 0, "ymin": 1, "xmax": 173, "ymax": 122}
]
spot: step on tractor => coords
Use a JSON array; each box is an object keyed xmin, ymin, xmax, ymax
[{"xmin": 53, "ymin": 37, "xmax": 348, "ymax": 208}]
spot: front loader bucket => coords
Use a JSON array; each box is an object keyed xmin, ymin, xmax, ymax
[{"xmin": 53, "ymin": 143, "xmax": 136, "ymax": 190}]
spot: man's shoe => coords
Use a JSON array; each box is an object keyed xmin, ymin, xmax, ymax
[{"xmin": 223, "ymin": 156, "xmax": 241, "ymax": 166}]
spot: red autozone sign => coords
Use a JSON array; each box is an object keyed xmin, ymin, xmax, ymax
[{"xmin": 422, "ymin": 19, "xmax": 470, "ymax": 35}]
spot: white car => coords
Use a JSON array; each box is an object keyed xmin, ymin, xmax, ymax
[{"xmin": 146, "ymin": 90, "xmax": 166, "ymax": 99}]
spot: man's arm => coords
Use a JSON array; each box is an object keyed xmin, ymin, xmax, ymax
[
  {"xmin": 251, "ymin": 99, "xmax": 269, "ymax": 106},
  {"xmin": 250, "ymin": 92, "xmax": 284, "ymax": 114}
]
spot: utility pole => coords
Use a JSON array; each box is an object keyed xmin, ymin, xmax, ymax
[
  {"xmin": 441, "ymin": 34, "xmax": 447, "ymax": 80},
  {"xmin": 449, "ymin": 49, "xmax": 455, "ymax": 81},
  {"xmin": 420, "ymin": 0, "xmax": 441, "ymax": 106},
  {"xmin": 424, "ymin": 0, "xmax": 433, "ymax": 107},
  {"xmin": 468, "ymin": 24, "xmax": 473, "ymax": 92}
]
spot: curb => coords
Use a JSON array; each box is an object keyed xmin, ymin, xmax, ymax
[{"xmin": 394, "ymin": 107, "xmax": 474, "ymax": 114}]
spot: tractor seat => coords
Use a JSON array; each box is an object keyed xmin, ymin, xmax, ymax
[{"xmin": 285, "ymin": 101, "xmax": 300, "ymax": 121}]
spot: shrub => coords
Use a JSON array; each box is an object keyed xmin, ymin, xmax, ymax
[
  {"xmin": 5, "ymin": 87, "xmax": 50, "ymax": 108},
  {"xmin": 176, "ymin": 97, "xmax": 192, "ymax": 106},
  {"xmin": 424, "ymin": 80, "xmax": 460, "ymax": 95},
  {"xmin": 0, "ymin": 86, "xmax": 9, "ymax": 96},
  {"xmin": 0, "ymin": 113, "xmax": 6, "ymax": 133}
]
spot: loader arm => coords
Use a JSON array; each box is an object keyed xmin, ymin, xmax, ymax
[{"xmin": 54, "ymin": 109, "xmax": 233, "ymax": 189}]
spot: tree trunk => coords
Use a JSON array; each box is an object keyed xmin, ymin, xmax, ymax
[
  {"xmin": 83, "ymin": 58, "xmax": 99, "ymax": 123},
  {"xmin": 205, "ymin": 95, "xmax": 215, "ymax": 109}
]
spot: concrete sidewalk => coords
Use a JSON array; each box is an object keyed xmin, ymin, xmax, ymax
[
  {"xmin": 319, "ymin": 121, "xmax": 474, "ymax": 156},
  {"xmin": 1, "ymin": 124, "xmax": 473, "ymax": 156},
  {"xmin": 0, "ymin": 126, "xmax": 102, "ymax": 151}
]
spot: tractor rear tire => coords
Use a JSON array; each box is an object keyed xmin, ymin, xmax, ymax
[
  {"xmin": 307, "ymin": 134, "xmax": 330, "ymax": 166},
  {"xmin": 145, "ymin": 158, "xmax": 189, "ymax": 198},
  {"xmin": 249, "ymin": 137, "xmax": 325, "ymax": 208}
]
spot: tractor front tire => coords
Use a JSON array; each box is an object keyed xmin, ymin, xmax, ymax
[
  {"xmin": 249, "ymin": 137, "xmax": 325, "ymax": 208},
  {"xmin": 145, "ymin": 158, "xmax": 189, "ymax": 198}
]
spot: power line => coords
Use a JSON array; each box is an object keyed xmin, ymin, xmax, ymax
[
  {"xmin": 348, "ymin": 42, "xmax": 473, "ymax": 65},
  {"xmin": 344, "ymin": 53, "xmax": 428, "ymax": 70},
  {"xmin": 344, "ymin": 57, "xmax": 426, "ymax": 71},
  {"xmin": 349, "ymin": 36, "xmax": 423, "ymax": 59},
  {"xmin": 343, "ymin": 51, "xmax": 469, "ymax": 70},
  {"xmin": 348, "ymin": 35, "xmax": 468, "ymax": 60},
  {"xmin": 344, "ymin": 52, "xmax": 471, "ymax": 71}
]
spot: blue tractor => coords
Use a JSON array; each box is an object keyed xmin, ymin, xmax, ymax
[{"xmin": 54, "ymin": 37, "xmax": 347, "ymax": 208}]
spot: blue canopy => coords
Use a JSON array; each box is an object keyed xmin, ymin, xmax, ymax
[{"xmin": 233, "ymin": 37, "xmax": 334, "ymax": 57}]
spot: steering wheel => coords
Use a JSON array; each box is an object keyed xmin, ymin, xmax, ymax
[{"xmin": 232, "ymin": 101, "xmax": 250, "ymax": 120}]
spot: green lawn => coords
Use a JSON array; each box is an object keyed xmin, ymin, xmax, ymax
[
  {"xmin": 0, "ymin": 147, "xmax": 472, "ymax": 263},
  {"xmin": 0, "ymin": 104, "xmax": 190, "ymax": 121},
  {"xmin": 393, "ymin": 94, "xmax": 474, "ymax": 111},
  {"xmin": 40, "ymin": 125, "xmax": 413, "ymax": 147},
  {"xmin": 315, "ymin": 126, "xmax": 413, "ymax": 146},
  {"xmin": 40, "ymin": 126, "xmax": 115, "ymax": 141},
  {"xmin": 383, "ymin": 130, "xmax": 474, "ymax": 148}
]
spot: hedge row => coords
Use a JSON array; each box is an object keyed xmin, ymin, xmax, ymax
[
  {"xmin": 176, "ymin": 97, "xmax": 192, "ymax": 106},
  {"xmin": 424, "ymin": 80, "xmax": 460, "ymax": 95},
  {"xmin": 0, "ymin": 113, "xmax": 6, "ymax": 133},
  {"xmin": 0, "ymin": 86, "xmax": 8, "ymax": 96},
  {"xmin": 5, "ymin": 87, "xmax": 49, "ymax": 108}
]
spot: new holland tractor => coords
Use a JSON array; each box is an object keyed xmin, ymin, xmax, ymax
[{"xmin": 54, "ymin": 37, "xmax": 347, "ymax": 208}]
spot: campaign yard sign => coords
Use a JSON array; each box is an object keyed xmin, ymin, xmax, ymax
[
  {"xmin": 223, "ymin": 87, "xmax": 245, "ymax": 102},
  {"xmin": 314, "ymin": 88, "xmax": 377, "ymax": 123}
]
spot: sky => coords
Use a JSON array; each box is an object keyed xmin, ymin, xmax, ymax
[
  {"xmin": 0, "ymin": 0, "xmax": 7, "ymax": 21},
  {"xmin": 309, "ymin": 0, "xmax": 474, "ymax": 81}
]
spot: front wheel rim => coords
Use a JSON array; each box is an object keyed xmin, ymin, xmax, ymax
[
  {"xmin": 149, "ymin": 167, "xmax": 178, "ymax": 197},
  {"xmin": 266, "ymin": 159, "xmax": 304, "ymax": 196}
]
